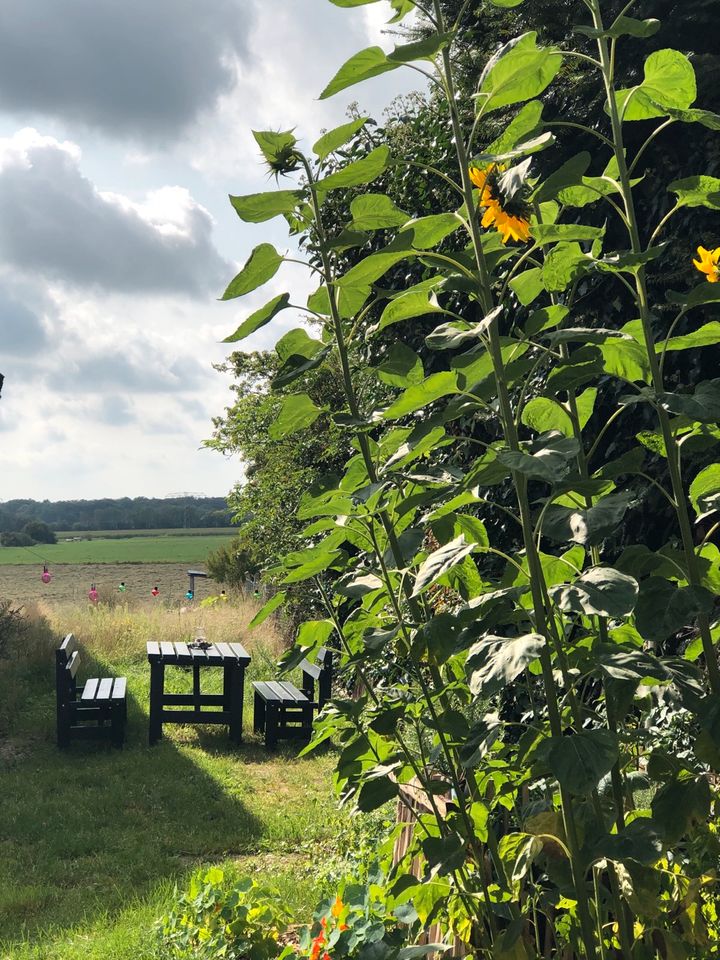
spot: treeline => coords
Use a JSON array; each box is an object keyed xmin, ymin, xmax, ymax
[{"xmin": 0, "ymin": 497, "xmax": 232, "ymax": 533}]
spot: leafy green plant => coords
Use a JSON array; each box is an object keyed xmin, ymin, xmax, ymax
[
  {"xmin": 157, "ymin": 868, "xmax": 294, "ymax": 960},
  {"xmin": 220, "ymin": 0, "xmax": 720, "ymax": 955}
]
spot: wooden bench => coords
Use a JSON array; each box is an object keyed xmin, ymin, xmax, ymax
[
  {"xmin": 56, "ymin": 634, "xmax": 127, "ymax": 748},
  {"xmin": 252, "ymin": 647, "xmax": 333, "ymax": 750}
]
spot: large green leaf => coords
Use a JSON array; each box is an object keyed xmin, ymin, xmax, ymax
[
  {"xmin": 317, "ymin": 145, "xmax": 390, "ymax": 191},
  {"xmin": 475, "ymin": 32, "xmax": 563, "ymax": 116},
  {"xmin": 319, "ymin": 34, "xmax": 450, "ymax": 100},
  {"xmin": 616, "ymin": 49, "xmax": 696, "ymax": 121},
  {"xmin": 220, "ymin": 244, "xmax": 283, "ymax": 301},
  {"xmin": 551, "ymin": 566, "xmax": 639, "ymax": 618},
  {"xmin": 399, "ymin": 213, "xmax": 461, "ymax": 249},
  {"xmin": 466, "ymin": 634, "xmax": 545, "ymax": 696},
  {"xmin": 222, "ymin": 293, "xmax": 290, "ymax": 343},
  {"xmin": 660, "ymin": 381, "xmax": 720, "ymax": 423},
  {"xmin": 383, "ymin": 371, "xmax": 459, "ymax": 419},
  {"xmin": 249, "ymin": 590, "xmax": 286, "ymax": 627},
  {"xmin": 510, "ymin": 267, "xmax": 544, "ymax": 305},
  {"xmin": 662, "ymin": 321, "xmax": 720, "ymax": 351},
  {"xmin": 547, "ymin": 730, "xmax": 619, "ymax": 795},
  {"xmin": 349, "ymin": 193, "xmax": 410, "ymax": 230},
  {"xmin": 690, "ymin": 463, "xmax": 720, "ymax": 519},
  {"xmin": 378, "ymin": 284, "xmax": 444, "ymax": 332},
  {"xmin": 652, "ymin": 776, "xmax": 711, "ymax": 842},
  {"xmin": 533, "ymin": 152, "xmax": 591, "ymax": 204},
  {"xmin": 542, "ymin": 242, "xmax": 589, "ymax": 292},
  {"xmin": 541, "ymin": 491, "xmax": 634, "ymax": 545},
  {"xmin": 376, "ymin": 343, "xmax": 424, "ymax": 387},
  {"xmin": 635, "ymin": 577, "xmax": 715, "ymax": 641},
  {"xmin": 268, "ymin": 394, "xmax": 322, "ymax": 440},
  {"xmin": 668, "ymin": 175, "xmax": 720, "ymax": 210},
  {"xmin": 601, "ymin": 337, "xmax": 650, "ymax": 383},
  {"xmin": 412, "ymin": 535, "xmax": 476, "ymax": 597},
  {"xmin": 521, "ymin": 397, "xmax": 573, "ymax": 437},
  {"xmin": 230, "ymin": 190, "xmax": 301, "ymax": 223},
  {"xmin": 498, "ymin": 434, "xmax": 579, "ymax": 482},
  {"xmin": 313, "ymin": 116, "xmax": 369, "ymax": 160}
]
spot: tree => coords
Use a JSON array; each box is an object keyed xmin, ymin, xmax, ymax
[{"xmin": 22, "ymin": 520, "xmax": 56, "ymax": 544}]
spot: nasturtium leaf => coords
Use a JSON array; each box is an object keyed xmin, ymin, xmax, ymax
[
  {"xmin": 541, "ymin": 491, "xmax": 634, "ymax": 545},
  {"xmin": 412, "ymin": 535, "xmax": 476, "ymax": 597},
  {"xmin": 313, "ymin": 116, "xmax": 369, "ymax": 160},
  {"xmin": 616, "ymin": 49, "xmax": 696, "ymax": 121},
  {"xmin": 349, "ymin": 193, "xmax": 410, "ymax": 230},
  {"xmin": 547, "ymin": 730, "xmax": 619, "ymax": 795},
  {"xmin": 521, "ymin": 397, "xmax": 574, "ymax": 438},
  {"xmin": 376, "ymin": 342, "xmax": 425, "ymax": 388},
  {"xmin": 230, "ymin": 190, "xmax": 302, "ymax": 223},
  {"xmin": 551, "ymin": 567, "xmax": 639, "ymax": 619},
  {"xmin": 220, "ymin": 244, "xmax": 283, "ymax": 301},
  {"xmin": 269, "ymin": 394, "xmax": 322, "ymax": 440},
  {"xmin": 476, "ymin": 32, "xmax": 563, "ymax": 116},
  {"xmin": 668, "ymin": 175, "xmax": 720, "ymax": 210},
  {"xmin": 383, "ymin": 371, "xmax": 459, "ymax": 419},
  {"xmin": 223, "ymin": 293, "xmax": 291, "ymax": 343},
  {"xmin": 249, "ymin": 590, "xmax": 286, "ymax": 627},
  {"xmin": 662, "ymin": 321, "xmax": 720, "ymax": 351},
  {"xmin": 690, "ymin": 464, "xmax": 720, "ymax": 520},
  {"xmin": 466, "ymin": 633, "xmax": 544, "ymax": 696},
  {"xmin": 510, "ymin": 267, "xmax": 544, "ymax": 305},
  {"xmin": 635, "ymin": 578, "xmax": 715, "ymax": 641},
  {"xmin": 316, "ymin": 145, "xmax": 390, "ymax": 191}
]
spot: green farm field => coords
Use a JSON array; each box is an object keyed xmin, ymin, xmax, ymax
[
  {"xmin": 0, "ymin": 533, "xmax": 234, "ymax": 565},
  {"xmin": 55, "ymin": 527, "xmax": 236, "ymax": 540}
]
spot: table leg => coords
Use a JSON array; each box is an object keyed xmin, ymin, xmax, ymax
[
  {"xmin": 228, "ymin": 664, "xmax": 244, "ymax": 744},
  {"xmin": 149, "ymin": 660, "xmax": 165, "ymax": 745}
]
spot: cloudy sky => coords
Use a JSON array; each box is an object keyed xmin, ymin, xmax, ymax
[{"xmin": 0, "ymin": 0, "xmax": 419, "ymax": 501}]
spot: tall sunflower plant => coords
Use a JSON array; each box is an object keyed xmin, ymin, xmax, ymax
[{"xmin": 221, "ymin": 0, "xmax": 720, "ymax": 955}]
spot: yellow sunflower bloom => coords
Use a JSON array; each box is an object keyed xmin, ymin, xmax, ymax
[
  {"xmin": 469, "ymin": 163, "xmax": 532, "ymax": 245},
  {"xmin": 693, "ymin": 245, "xmax": 720, "ymax": 283}
]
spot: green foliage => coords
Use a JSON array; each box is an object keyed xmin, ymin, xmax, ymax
[
  {"xmin": 214, "ymin": 0, "xmax": 720, "ymax": 956},
  {"xmin": 157, "ymin": 869, "xmax": 293, "ymax": 960}
]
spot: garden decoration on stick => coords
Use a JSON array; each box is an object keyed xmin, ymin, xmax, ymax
[{"xmin": 221, "ymin": 0, "xmax": 720, "ymax": 955}]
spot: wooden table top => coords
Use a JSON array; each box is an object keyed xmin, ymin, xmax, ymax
[{"xmin": 146, "ymin": 640, "xmax": 250, "ymax": 666}]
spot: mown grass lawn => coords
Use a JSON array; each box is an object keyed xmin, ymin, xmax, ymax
[
  {"xmin": 0, "ymin": 534, "xmax": 234, "ymax": 565},
  {"xmin": 0, "ymin": 608, "xmax": 341, "ymax": 960}
]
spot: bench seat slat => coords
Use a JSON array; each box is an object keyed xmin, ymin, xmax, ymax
[
  {"xmin": 112, "ymin": 677, "xmax": 127, "ymax": 701},
  {"xmin": 97, "ymin": 678, "xmax": 114, "ymax": 700},
  {"xmin": 160, "ymin": 641, "xmax": 175, "ymax": 659},
  {"xmin": 81, "ymin": 678, "xmax": 99, "ymax": 700}
]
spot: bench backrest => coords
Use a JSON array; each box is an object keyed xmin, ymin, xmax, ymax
[
  {"xmin": 56, "ymin": 633, "xmax": 80, "ymax": 707},
  {"xmin": 300, "ymin": 646, "xmax": 334, "ymax": 708}
]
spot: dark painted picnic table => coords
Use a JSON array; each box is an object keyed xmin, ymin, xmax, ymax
[{"xmin": 146, "ymin": 640, "xmax": 251, "ymax": 745}]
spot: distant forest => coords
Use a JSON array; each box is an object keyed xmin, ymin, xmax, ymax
[{"xmin": 0, "ymin": 497, "xmax": 232, "ymax": 533}]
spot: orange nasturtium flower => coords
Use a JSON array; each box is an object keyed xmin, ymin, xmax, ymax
[
  {"xmin": 693, "ymin": 245, "xmax": 720, "ymax": 283},
  {"xmin": 331, "ymin": 897, "xmax": 344, "ymax": 918},
  {"xmin": 469, "ymin": 163, "xmax": 532, "ymax": 244}
]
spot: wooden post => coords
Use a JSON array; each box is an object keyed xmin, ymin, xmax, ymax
[
  {"xmin": 149, "ymin": 660, "xmax": 164, "ymax": 745},
  {"xmin": 228, "ymin": 663, "xmax": 244, "ymax": 744}
]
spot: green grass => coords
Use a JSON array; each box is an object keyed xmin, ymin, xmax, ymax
[
  {"xmin": 54, "ymin": 528, "xmax": 236, "ymax": 541},
  {"xmin": 0, "ymin": 623, "xmax": 341, "ymax": 960},
  {"xmin": 0, "ymin": 535, "xmax": 234, "ymax": 565}
]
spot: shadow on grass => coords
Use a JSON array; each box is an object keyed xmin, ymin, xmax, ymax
[{"xmin": 0, "ymin": 645, "xmax": 283, "ymax": 948}]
